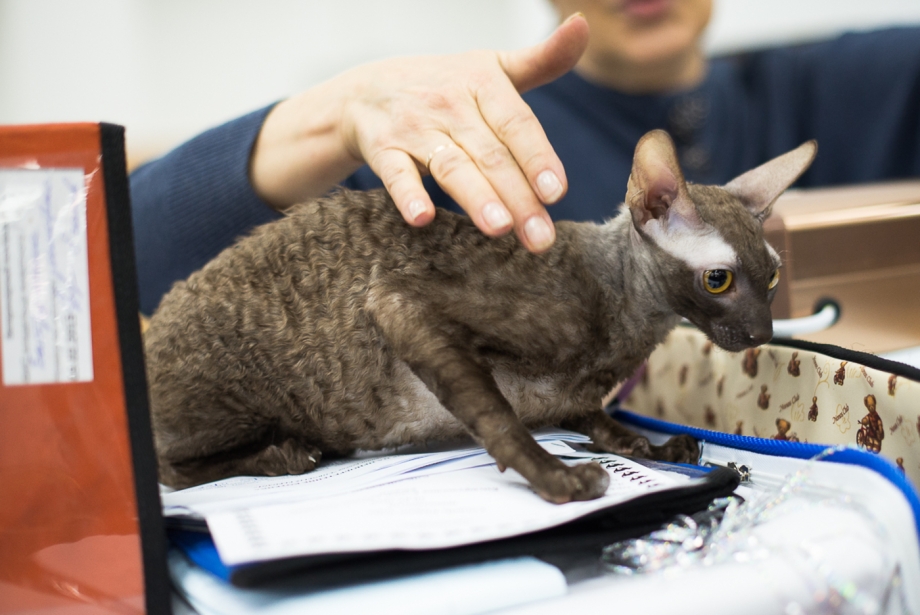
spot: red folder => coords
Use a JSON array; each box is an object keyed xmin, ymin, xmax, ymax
[{"xmin": 0, "ymin": 124, "xmax": 169, "ymax": 614}]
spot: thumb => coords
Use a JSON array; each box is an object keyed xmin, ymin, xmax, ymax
[{"xmin": 499, "ymin": 13, "xmax": 589, "ymax": 93}]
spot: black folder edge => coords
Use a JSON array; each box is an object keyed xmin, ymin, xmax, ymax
[
  {"xmin": 100, "ymin": 124, "xmax": 172, "ymax": 615},
  {"xmin": 193, "ymin": 466, "xmax": 739, "ymax": 588}
]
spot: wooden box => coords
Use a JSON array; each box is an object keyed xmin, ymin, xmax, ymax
[{"xmin": 765, "ymin": 181, "xmax": 920, "ymax": 353}]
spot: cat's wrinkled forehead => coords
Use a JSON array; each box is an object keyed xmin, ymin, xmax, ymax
[
  {"xmin": 691, "ymin": 184, "xmax": 779, "ymax": 272},
  {"xmin": 671, "ymin": 185, "xmax": 779, "ymax": 274}
]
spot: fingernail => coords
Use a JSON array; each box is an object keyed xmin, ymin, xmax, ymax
[
  {"xmin": 563, "ymin": 12, "xmax": 585, "ymax": 24},
  {"xmin": 525, "ymin": 216, "xmax": 555, "ymax": 251},
  {"xmin": 482, "ymin": 202, "xmax": 512, "ymax": 231},
  {"xmin": 536, "ymin": 170, "xmax": 563, "ymax": 203},
  {"xmin": 408, "ymin": 199, "xmax": 428, "ymax": 222}
]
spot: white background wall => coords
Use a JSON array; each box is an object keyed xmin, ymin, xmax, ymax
[{"xmin": 1, "ymin": 0, "xmax": 919, "ymax": 167}]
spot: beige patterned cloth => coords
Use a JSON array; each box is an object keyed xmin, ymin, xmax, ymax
[{"xmin": 622, "ymin": 326, "xmax": 920, "ymax": 488}]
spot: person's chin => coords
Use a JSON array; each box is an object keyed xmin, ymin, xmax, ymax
[{"xmin": 620, "ymin": 32, "xmax": 699, "ymax": 67}]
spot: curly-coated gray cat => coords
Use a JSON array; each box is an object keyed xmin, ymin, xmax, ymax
[{"xmin": 145, "ymin": 130, "xmax": 816, "ymax": 502}]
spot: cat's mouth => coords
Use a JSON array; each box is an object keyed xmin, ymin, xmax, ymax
[{"xmin": 700, "ymin": 322, "xmax": 772, "ymax": 353}]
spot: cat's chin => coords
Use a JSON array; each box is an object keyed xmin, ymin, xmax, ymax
[
  {"xmin": 712, "ymin": 338, "xmax": 762, "ymax": 353},
  {"xmin": 697, "ymin": 324, "xmax": 769, "ymax": 354}
]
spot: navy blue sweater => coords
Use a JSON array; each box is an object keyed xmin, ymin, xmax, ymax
[{"xmin": 131, "ymin": 28, "xmax": 920, "ymax": 315}]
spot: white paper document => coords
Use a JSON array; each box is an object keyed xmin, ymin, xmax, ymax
[
  {"xmin": 175, "ymin": 430, "xmax": 691, "ymax": 567},
  {"xmin": 162, "ymin": 429, "xmax": 592, "ymax": 519}
]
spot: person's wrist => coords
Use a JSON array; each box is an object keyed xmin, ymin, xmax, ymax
[
  {"xmin": 250, "ymin": 81, "xmax": 360, "ymax": 210},
  {"xmin": 333, "ymin": 65, "xmax": 372, "ymax": 166}
]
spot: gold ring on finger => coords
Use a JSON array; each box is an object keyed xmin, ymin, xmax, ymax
[{"xmin": 425, "ymin": 144, "xmax": 454, "ymax": 173}]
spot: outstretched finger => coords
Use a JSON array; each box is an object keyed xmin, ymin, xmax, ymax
[
  {"xmin": 424, "ymin": 141, "xmax": 517, "ymax": 239},
  {"xmin": 473, "ymin": 76, "xmax": 567, "ymax": 206},
  {"xmin": 500, "ymin": 12, "xmax": 589, "ymax": 93},
  {"xmin": 449, "ymin": 114, "xmax": 557, "ymax": 252},
  {"xmin": 369, "ymin": 148, "xmax": 436, "ymax": 226}
]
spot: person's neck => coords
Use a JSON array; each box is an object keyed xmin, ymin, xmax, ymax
[{"xmin": 574, "ymin": 47, "xmax": 706, "ymax": 94}]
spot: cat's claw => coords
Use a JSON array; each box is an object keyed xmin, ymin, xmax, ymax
[{"xmin": 261, "ymin": 440, "xmax": 322, "ymax": 476}]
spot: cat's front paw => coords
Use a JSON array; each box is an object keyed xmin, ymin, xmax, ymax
[
  {"xmin": 649, "ymin": 434, "xmax": 699, "ymax": 464},
  {"xmin": 534, "ymin": 461, "xmax": 610, "ymax": 504},
  {"xmin": 587, "ymin": 429, "xmax": 699, "ymax": 465}
]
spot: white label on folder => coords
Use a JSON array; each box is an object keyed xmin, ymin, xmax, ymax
[{"xmin": 0, "ymin": 169, "xmax": 94, "ymax": 385}]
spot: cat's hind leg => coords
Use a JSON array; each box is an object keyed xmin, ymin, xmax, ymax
[
  {"xmin": 239, "ymin": 439, "xmax": 323, "ymax": 477},
  {"xmin": 562, "ymin": 409, "xmax": 699, "ymax": 464},
  {"xmin": 160, "ymin": 437, "xmax": 323, "ymax": 489}
]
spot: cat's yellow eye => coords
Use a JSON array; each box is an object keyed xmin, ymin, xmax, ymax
[
  {"xmin": 768, "ymin": 269, "xmax": 781, "ymax": 290},
  {"xmin": 703, "ymin": 269, "xmax": 733, "ymax": 294}
]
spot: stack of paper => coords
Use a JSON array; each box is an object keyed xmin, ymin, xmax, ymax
[
  {"xmin": 163, "ymin": 429, "xmax": 592, "ymax": 521},
  {"xmin": 165, "ymin": 429, "xmax": 717, "ymax": 615},
  {"xmin": 163, "ymin": 430, "xmax": 698, "ymax": 565}
]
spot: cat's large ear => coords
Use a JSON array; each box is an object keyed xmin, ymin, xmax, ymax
[
  {"xmin": 724, "ymin": 141, "xmax": 818, "ymax": 223},
  {"xmin": 625, "ymin": 130, "xmax": 700, "ymax": 229}
]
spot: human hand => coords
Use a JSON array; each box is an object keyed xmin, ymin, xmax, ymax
[{"xmin": 251, "ymin": 13, "xmax": 588, "ymax": 253}]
